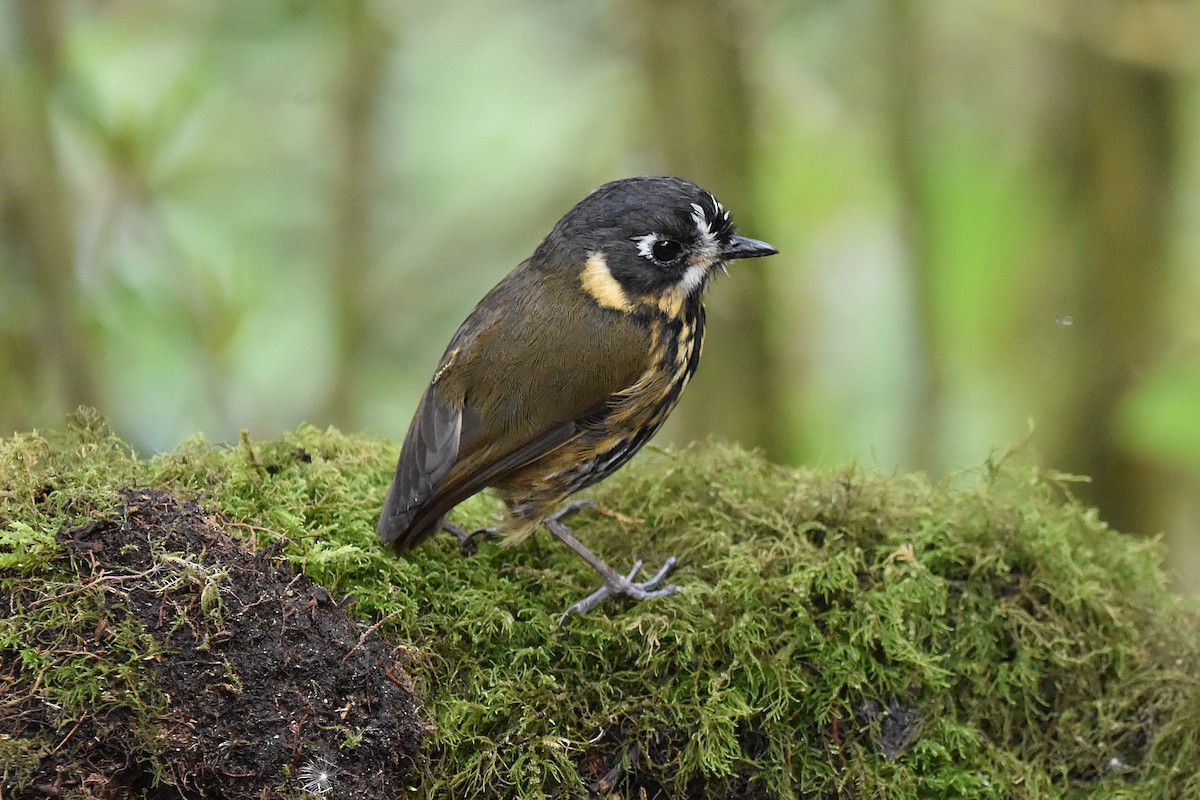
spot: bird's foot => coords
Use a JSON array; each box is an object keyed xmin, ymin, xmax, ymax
[
  {"xmin": 443, "ymin": 521, "xmax": 498, "ymax": 556},
  {"xmin": 542, "ymin": 503, "xmax": 681, "ymax": 623},
  {"xmin": 558, "ymin": 557, "xmax": 681, "ymax": 625}
]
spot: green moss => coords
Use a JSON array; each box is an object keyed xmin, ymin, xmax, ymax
[{"xmin": 3, "ymin": 410, "xmax": 1199, "ymax": 798}]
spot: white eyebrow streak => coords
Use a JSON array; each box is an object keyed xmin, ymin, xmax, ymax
[
  {"xmin": 690, "ymin": 203, "xmax": 710, "ymax": 237},
  {"xmin": 690, "ymin": 201, "xmax": 719, "ymax": 249},
  {"xmin": 707, "ymin": 193, "xmax": 730, "ymax": 225},
  {"xmin": 708, "ymin": 192, "xmax": 722, "ymax": 213}
]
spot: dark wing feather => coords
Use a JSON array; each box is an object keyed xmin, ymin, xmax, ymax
[
  {"xmin": 381, "ymin": 410, "xmax": 586, "ymax": 551},
  {"xmin": 377, "ymin": 261, "xmax": 650, "ymax": 552},
  {"xmin": 377, "ymin": 383, "xmax": 463, "ymax": 547}
]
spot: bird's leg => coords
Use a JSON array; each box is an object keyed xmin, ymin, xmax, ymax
[
  {"xmin": 542, "ymin": 501, "xmax": 681, "ymax": 624},
  {"xmin": 442, "ymin": 521, "xmax": 498, "ymax": 556}
]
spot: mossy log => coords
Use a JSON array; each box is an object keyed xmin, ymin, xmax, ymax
[{"xmin": 2, "ymin": 410, "xmax": 1198, "ymax": 799}]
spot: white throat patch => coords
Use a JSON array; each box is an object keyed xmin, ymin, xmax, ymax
[{"xmin": 677, "ymin": 263, "xmax": 708, "ymax": 295}]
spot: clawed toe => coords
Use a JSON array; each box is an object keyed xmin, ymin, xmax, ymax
[
  {"xmin": 443, "ymin": 521, "xmax": 498, "ymax": 556},
  {"xmin": 558, "ymin": 556, "xmax": 682, "ymax": 625},
  {"xmin": 633, "ymin": 556, "xmax": 677, "ymax": 590}
]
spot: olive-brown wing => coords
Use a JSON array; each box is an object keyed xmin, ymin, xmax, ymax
[{"xmin": 377, "ymin": 263, "xmax": 651, "ymax": 551}]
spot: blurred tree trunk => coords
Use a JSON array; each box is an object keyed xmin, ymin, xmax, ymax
[
  {"xmin": 1057, "ymin": 42, "xmax": 1176, "ymax": 539},
  {"xmin": 881, "ymin": 0, "xmax": 944, "ymax": 473},
  {"xmin": 324, "ymin": 0, "xmax": 387, "ymax": 429},
  {"xmin": 0, "ymin": 0, "xmax": 95, "ymax": 434},
  {"xmin": 623, "ymin": 0, "xmax": 785, "ymax": 459}
]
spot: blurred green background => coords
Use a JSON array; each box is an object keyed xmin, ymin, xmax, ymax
[{"xmin": 2, "ymin": 0, "xmax": 1198, "ymax": 591}]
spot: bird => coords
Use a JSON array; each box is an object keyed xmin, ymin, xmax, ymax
[{"xmin": 377, "ymin": 176, "xmax": 778, "ymax": 621}]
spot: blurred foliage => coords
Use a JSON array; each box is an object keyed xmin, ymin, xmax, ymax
[{"xmin": 1, "ymin": 0, "xmax": 1199, "ymax": 589}]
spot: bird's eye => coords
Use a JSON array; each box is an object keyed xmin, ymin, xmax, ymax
[{"xmin": 651, "ymin": 239, "xmax": 683, "ymax": 263}]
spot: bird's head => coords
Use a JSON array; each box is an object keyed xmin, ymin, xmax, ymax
[{"xmin": 533, "ymin": 176, "xmax": 778, "ymax": 313}]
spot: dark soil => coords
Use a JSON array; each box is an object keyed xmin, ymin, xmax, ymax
[{"xmin": 4, "ymin": 489, "xmax": 423, "ymax": 799}]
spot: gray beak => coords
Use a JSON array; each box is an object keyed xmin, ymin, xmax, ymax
[{"xmin": 722, "ymin": 235, "xmax": 779, "ymax": 260}]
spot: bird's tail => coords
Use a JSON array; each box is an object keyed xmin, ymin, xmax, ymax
[{"xmin": 376, "ymin": 478, "xmax": 443, "ymax": 553}]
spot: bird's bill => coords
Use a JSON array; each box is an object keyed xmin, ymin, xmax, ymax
[{"xmin": 722, "ymin": 235, "xmax": 778, "ymax": 260}]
